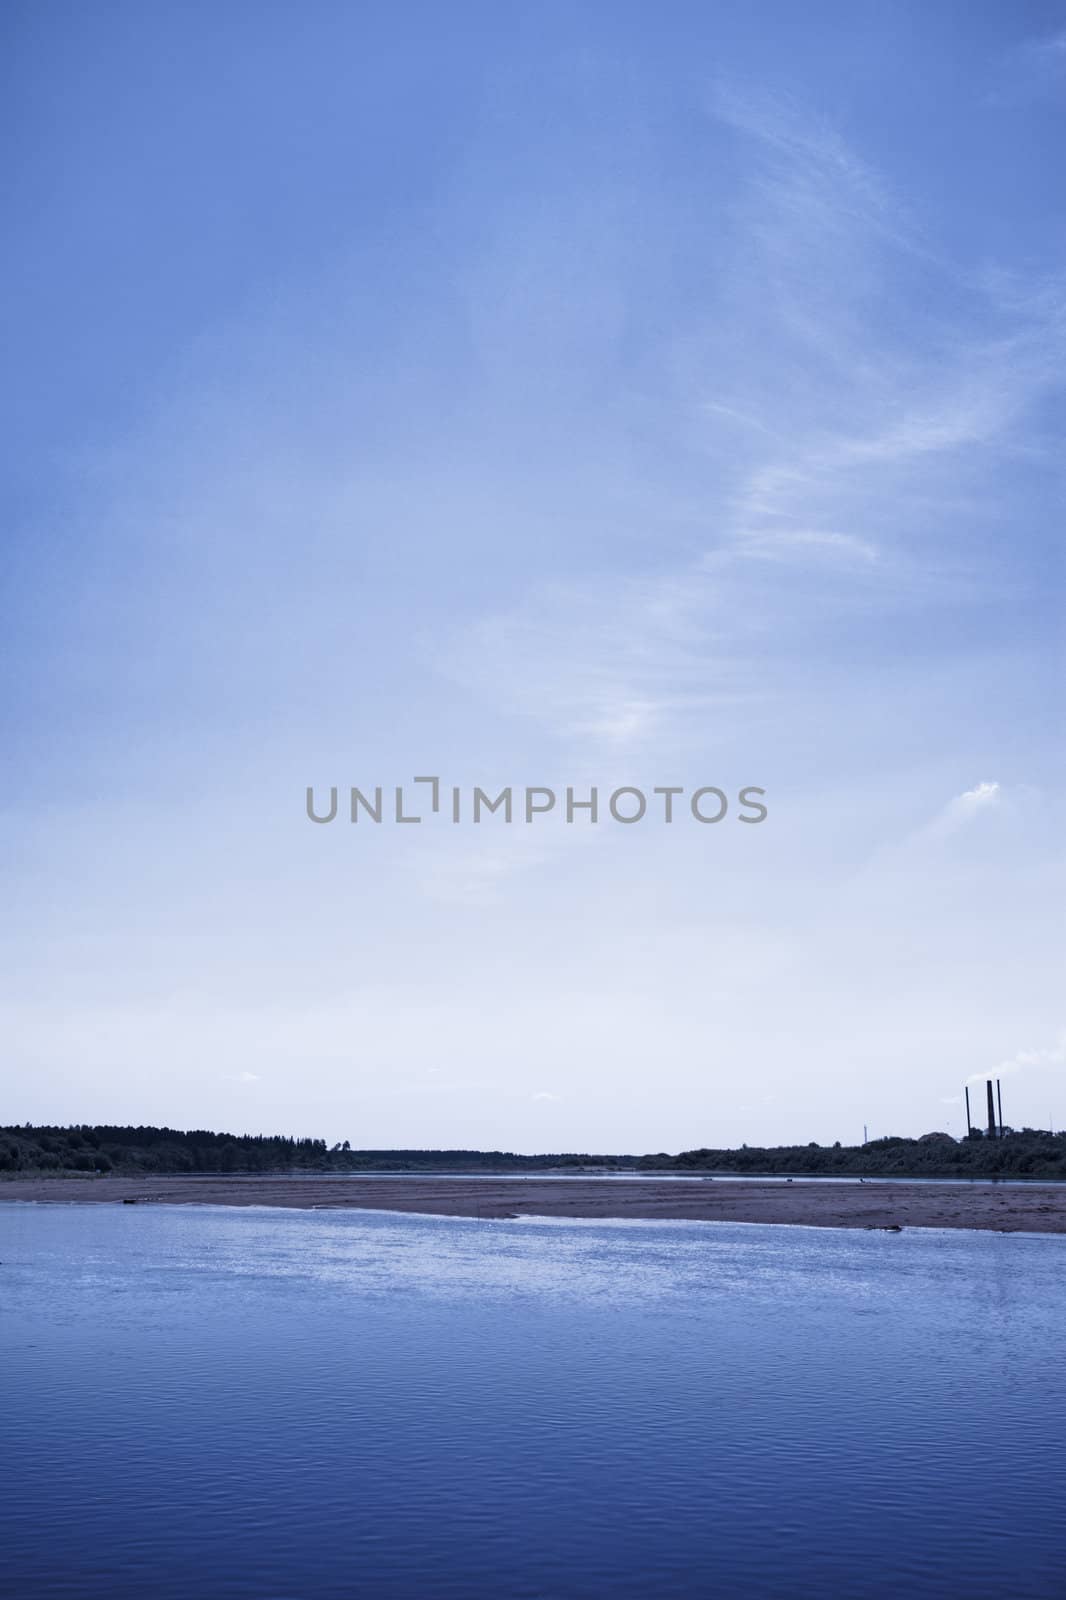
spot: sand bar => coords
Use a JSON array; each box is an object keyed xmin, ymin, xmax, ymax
[{"xmin": 2, "ymin": 1174, "xmax": 1065, "ymax": 1233}]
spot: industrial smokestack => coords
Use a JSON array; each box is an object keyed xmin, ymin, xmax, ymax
[
  {"xmin": 986, "ymin": 1079, "xmax": 997, "ymax": 1139},
  {"xmin": 965, "ymin": 1085, "xmax": 972, "ymax": 1136},
  {"xmin": 997, "ymin": 1078, "xmax": 1003, "ymax": 1137}
]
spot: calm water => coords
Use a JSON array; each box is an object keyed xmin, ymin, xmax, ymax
[{"xmin": 1, "ymin": 1204, "xmax": 1064, "ymax": 1599}]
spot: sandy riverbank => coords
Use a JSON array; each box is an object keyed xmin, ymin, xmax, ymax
[{"xmin": 2, "ymin": 1174, "xmax": 1065, "ymax": 1232}]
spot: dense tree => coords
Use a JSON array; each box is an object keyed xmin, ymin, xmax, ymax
[{"xmin": 0, "ymin": 1125, "xmax": 1063, "ymax": 1179}]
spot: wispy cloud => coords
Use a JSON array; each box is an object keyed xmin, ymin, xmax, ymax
[
  {"xmin": 440, "ymin": 575, "xmax": 746, "ymax": 745},
  {"xmin": 968, "ymin": 1032, "xmax": 1066, "ymax": 1087},
  {"xmin": 710, "ymin": 82, "xmax": 922, "ymax": 257},
  {"xmin": 926, "ymin": 781, "xmax": 1002, "ymax": 838},
  {"xmin": 438, "ymin": 89, "xmax": 1066, "ymax": 751}
]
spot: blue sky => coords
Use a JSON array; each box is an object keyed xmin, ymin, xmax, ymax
[{"xmin": 3, "ymin": 1, "xmax": 1064, "ymax": 1149}]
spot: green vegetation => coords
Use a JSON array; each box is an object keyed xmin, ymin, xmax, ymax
[
  {"xmin": 666, "ymin": 1131, "xmax": 1066, "ymax": 1180},
  {"xmin": 0, "ymin": 1126, "xmax": 634, "ymax": 1177},
  {"xmin": 2, "ymin": 1124, "xmax": 1064, "ymax": 1179}
]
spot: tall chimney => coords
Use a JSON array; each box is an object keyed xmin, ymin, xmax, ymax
[
  {"xmin": 997, "ymin": 1078, "xmax": 1003, "ymax": 1137},
  {"xmin": 986, "ymin": 1079, "xmax": 997, "ymax": 1139},
  {"xmin": 965, "ymin": 1086, "xmax": 972, "ymax": 1136}
]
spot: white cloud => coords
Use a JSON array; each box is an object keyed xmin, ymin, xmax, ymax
[
  {"xmin": 437, "ymin": 91, "xmax": 1066, "ymax": 752},
  {"xmin": 934, "ymin": 781, "xmax": 1002, "ymax": 834},
  {"xmin": 969, "ymin": 1032, "xmax": 1066, "ymax": 1086}
]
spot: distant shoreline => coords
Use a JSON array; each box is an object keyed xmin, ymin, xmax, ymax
[
  {"xmin": 7, "ymin": 1126, "xmax": 1064, "ymax": 1183},
  {"xmin": 3, "ymin": 1174, "xmax": 1065, "ymax": 1233}
]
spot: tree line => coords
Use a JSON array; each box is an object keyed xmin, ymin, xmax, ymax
[{"xmin": 2, "ymin": 1124, "xmax": 1064, "ymax": 1180}]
